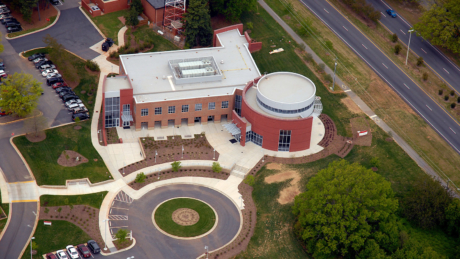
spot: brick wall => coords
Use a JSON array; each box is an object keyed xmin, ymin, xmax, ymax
[
  {"xmin": 92, "ymin": 0, "xmax": 129, "ymax": 14},
  {"xmin": 82, "ymin": 0, "xmax": 102, "ymax": 17},
  {"xmin": 142, "ymin": 0, "xmax": 164, "ymax": 24},
  {"xmin": 120, "ymin": 88, "xmax": 134, "ymax": 126},
  {"xmin": 213, "ymin": 24, "xmax": 244, "ymax": 47},
  {"xmin": 231, "ymin": 110, "xmax": 247, "ymax": 146},
  {"xmin": 244, "ymin": 31, "xmax": 262, "ymax": 53}
]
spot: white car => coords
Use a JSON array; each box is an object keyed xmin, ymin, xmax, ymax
[
  {"xmin": 66, "ymin": 245, "xmax": 80, "ymax": 259},
  {"xmin": 38, "ymin": 64, "xmax": 56, "ymax": 70},
  {"xmin": 42, "ymin": 69, "xmax": 58, "ymax": 77},
  {"xmin": 65, "ymin": 99, "xmax": 82, "ymax": 107},
  {"xmin": 67, "ymin": 103, "xmax": 84, "ymax": 111},
  {"xmin": 56, "ymin": 250, "xmax": 68, "ymax": 259},
  {"xmin": 46, "ymin": 73, "xmax": 62, "ymax": 79},
  {"xmin": 33, "ymin": 57, "xmax": 47, "ymax": 64}
]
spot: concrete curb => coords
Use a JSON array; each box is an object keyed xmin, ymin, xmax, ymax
[
  {"xmin": 0, "ymin": 201, "xmax": 12, "ymax": 241},
  {"xmin": 78, "ymin": 6, "xmax": 106, "ymax": 39},
  {"xmin": 10, "ymin": 135, "xmax": 36, "ymax": 181},
  {"xmin": 17, "ymin": 201, "xmax": 40, "ymax": 259},
  {"xmin": 6, "ymin": 5, "xmax": 61, "ymax": 40},
  {"xmin": 0, "ymin": 167, "xmax": 9, "ymax": 203},
  {"xmin": 0, "ymin": 111, "xmax": 43, "ymax": 126},
  {"xmin": 100, "ymin": 237, "xmax": 137, "ymax": 256}
]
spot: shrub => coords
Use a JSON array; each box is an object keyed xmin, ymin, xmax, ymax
[
  {"xmin": 325, "ymin": 40, "xmax": 333, "ymax": 50},
  {"xmin": 243, "ymin": 175, "xmax": 255, "ymax": 186},
  {"xmin": 445, "ymin": 95, "xmax": 449, "ymax": 101},
  {"xmin": 212, "ymin": 162, "xmax": 222, "ymax": 173},
  {"xmin": 439, "ymin": 89, "xmax": 443, "ymax": 95},
  {"xmin": 390, "ymin": 33, "xmax": 398, "ymax": 43},
  {"xmin": 450, "ymin": 90, "xmax": 455, "ymax": 96},
  {"xmin": 115, "ymin": 229, "xmax": 129, "ymax": 243},
  {"xmin": 318, "ymin": 63, "xmax": 325, "ymax": 72},
  {"xmin": 304, "ymin": 53, "xmax": 313, "ymax": 62},
  {"xmin": 246, "ymin": 22, "xmax": 253, "ymax": 31},
  {"xmin": 370, "ymin": 157, "xmax": 380, "ymax": 168},
  {"xmin": 323, "ymin": 74, "xmax": 333, "ymax": 83},
  {"xmin": 452, "ymin": 103, "xmax": 457, "ymax": 109},
  {"xmin": 44, "ymin": 208, "xmax": 49, "ymax": 214},
  {"xmin": 85, "ymin": 60, "xmax": 100, "ymax": 72},
  {"xmin": 171, "ymin": 161, "xmax": 181, "ymax": 172},
  {"xmin": 422, "ymin": 72, "xmax": 428, "ymax": 81},
  {"xmin": 416, "ymin": 56, "xmax": 424, "ymax": 66},
  {"xmin": 394, "ymin": 44, "xmax": 402, "ymax": 54},
  {"xmin": 135, "ymin": 172, "xmax": 146, "ymax": 183}
]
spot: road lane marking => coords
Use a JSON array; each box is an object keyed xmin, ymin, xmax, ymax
[
  {"xmin": 362, "ymin": 44, "xmax": 367, "ymax": 49},
  {"xmin": 426, "ymin": 105, "xmax": 432, "ymax": 111},
  {"xmin": 380, "ymin": 12, "xmax": 386, "ymax": 18},
  {"xmin": 404, "ymin": 83, "xmax": 410, "ymax": 89},
  {"xmin": 443, "ymin": 68, "xmax": 450, "ymax": 74},
  {"xmin": 324, "ymin": 8, "xmax": 329, "ymax": 13},
  {"xmin": 382, "ymin": 63, "xmax": 388, "ymax": 69},
  {"xmin": 342, "ymin": 25, "xmax": 348, "ymax": 31},
  {"xmin": 400, "ymin": 29, "xmax": 406, "ymax": 35},
  {"xmin": 421, "ymin": 48, "xmax": 427, "ymax": 54},
  {"xmin": 450, "ymin": 127, "xmax": 456, "ymax": 134}
]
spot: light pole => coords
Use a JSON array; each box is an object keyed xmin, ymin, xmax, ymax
[
  {"xmin": 155, "ymin": 150, "xmax": 158, "ymax": 163},
  {"xmin": 406, "ymin": 29, "xmax": 415, "ymax": 66},
  {"xmin": 204, "ymin": 246, "xmax": 209, "ymax": 259},
  {"xmin": 103, "ymin": 219, "xmax": 109, "ymax": 251},
  {"xmin": 30, "ymin": 236, "xmax": 35, "ymax": 259},
  {"xmin": 181, "ymin": 145, "xmax": 184, "ymax": 159},
  {"xmin": 332, "ymin": 61, "xmax": 337, "ymax": 91}
]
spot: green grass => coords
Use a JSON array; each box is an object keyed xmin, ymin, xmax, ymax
[
  {"xmin": 154, "ymin": 198, "xmax": 216, "ymax": 237},
  {"xmin": 40, "ymin": 192, "xmax": 108, "ymax": 209},
  {"xmin": 84, "ymin": 9, "xmax": 130, "ymax": 45},
  {"xmin": 0, "ymin": 190, "xmax": 8, "ymax": 234},
  {"xmin": 8, "ymin": 16, "xmax": 57, "ymax": 38},
  {"xmin": 130, "ymin": 25, "xmax": 179, "ymax": 52},
  {"xmin": 21, "ymin": 220, "xmax": 91, "ymax": 259},
  {"xmin": 13, "ymin": 121, "xmax": 111, "ymax": 185},
  {"xmin": 23, "ymin": 48, "xmax": 49, "ymax": 57}
]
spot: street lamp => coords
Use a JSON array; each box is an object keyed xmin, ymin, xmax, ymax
[
  {"xmin": 155, "ymin": 150, "xmax": 158, "ymax": 163},
  {"xmin": 30, "ymin": 237, "xmax": 35, "ymax": 259},
  {"xmin": 406, "ymin": 29, "xmax": 415, "ymax": 66},
  {"xmin": 103, "ymin": 219, "xmax": 110, "ymax": 251},
  {"xmin": 204, "ymin": 246, "xmax": 209, "ymax": 259}
]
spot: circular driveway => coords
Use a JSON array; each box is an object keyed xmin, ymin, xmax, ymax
[{"xmin": 120, "ymin": 184, "xmax": 241, "ymax": 259}]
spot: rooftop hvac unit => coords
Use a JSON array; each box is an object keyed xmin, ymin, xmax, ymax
[
  {"xmin": 202, "ymin": 60, "xmax": 211, "ymax": 65},
  {"xmin": 205, "ymin": 67, "xmax": 214, "ymax": 76},
  {"xmin": 178, "ymin": 61, "xmax": 204, "ymax": 70},
  {"xmin": 181, "ymin": 68, "xmax": 214, "ymax": 77}
]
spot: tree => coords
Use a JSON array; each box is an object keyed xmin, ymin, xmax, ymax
[
  {"xmin": 212, "ymin": 162, "xmax": 222, "ymax": 173},
  {"xmin": 57, "ymin": 207, "xmax": 62, "ymax": 216},
  {"xmin": 19, "ymin": 0, "xmax": 38, "ymax": 23},
  {"xmin": 292, "ymin": 160, "xmax": 399, "ymax": 258},
  {"xmin": 23, "ymin": 110, "xmax": 47, "ymax": 137},
  {"xmin": 183, "ymin": 0, "xmax": 213, "ymax": 47},
  {"xmin": 445, "ymin": 199, "xmax": 460, "ymax": 237},
  {"xmin": 210, "ymin": 0, "xmax": 256, "ymax": 22},
  {"xmin": 135, "ymin": 172, "xmax": 146, "ymax": 183},
  {"xmin": 124, "ymin": 8, "xmax": 139, "ymax": 28},
  {"xmin": 43, "ymin": 35, "xmax": 79, "ymax": 83},
  {"xmin": 31, "ymin": 240, "xmax": 38, "ymax": 251},
  {"xmin": 0, "ymin": 72, "xmax": 42, "ymax": 117},
  {"xmin": 76, "ymin": 196, "xmax": 83, "ymax": 204},
  {"xmin": 392, "ymin": 237, "xmax": 443, "ymax": 259},
  {"xmin": 171, "ymin": 161, "xmax": 181, "ymax": 172},
  {"xmin": 243, "ymin": 174, "xmax": 255, "ymax": 186},
  {"xmin": 414, "ymin": 0, "xmax": 460, "ymax": 53},
  {"xmin": 115, "ymin": 229, "xmax": 128, "ymax": 243},
  {"xmin": 131, "ymin": 0, "xmax": 144, "ymax": 15},
  {"xmin": 402, "ymin": 175, "xmax": 452, "ymax": 229}
]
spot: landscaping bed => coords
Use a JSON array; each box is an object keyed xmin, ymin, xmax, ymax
[
  {"xmin": 119, "ymin": 134, "xmax": 219, "ymax": 175},
  {"xmin": 129, "ymin": 166, "xmax": 230, "ymax": 190},
  {"xmin": 7, "ymin": 4, "xmax": 57, "ymax": 38},
  {"xmin": 40, "ymin": 192, "xmax": 108, "ymax": 209},
  {"xmin": 106, "ymin": 127, "xmax": 119, "ymax": 144},
  {"xmin": 0, "ymin": 191, "xmax": 8, "ymax": 234}
]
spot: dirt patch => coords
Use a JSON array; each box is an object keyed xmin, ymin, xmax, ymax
[
  {"xmin": 265, "ymin": 170, "xmax": 301, "ymax": 205},
  {"xmin": 118, "ymin": 16, "xmax": 126, "ymax": 25},
  {"xmin": 172, "ymin": 208, "xmax": 199, "ymax": 226},
  {"xmin": 264, "ymin": 170, "xmax": 299, "ymax": 184},
  {"xmin": 266, "ymin": 163, "xmax": 282, "ymax": 170},
  {"xmin": 25, "ymin": 132, "xmax": 46, "ymax": 143},
  {"xmin": 74, "ymin": 126, "xmax": 82, "ymax": 130},
  {"xmin": 57, "ymin": 150, "xmax": 89, "ymax": 167},
  {"xmin": 113, "ymin": 239, "xmax": 133, "ymax": 250},
  {"xmin": 278, "ymin": 186, "xmax": 302, "ymax": 205},
  {"xmin": 341, "ymin": 97, "xmax": 362, "ymax": 114},
  {"xmin": 350, "ymin": 117, "xmax": 372, "ymax": 146},
  {"xmin": 7, "ymin": 4, "xmax": 57, "ymax": 32},
  {"xmin": 386, "ymin": 137, "xmax": 394, "ymax": 142}
]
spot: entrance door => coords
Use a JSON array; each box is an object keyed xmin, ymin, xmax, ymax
[
  {"xmin": 115, "ymin": 118, "xmax": 119, "ymax": 127},
  {"xmin": 123, "ymin": 120, "xmax": 130, "ymax": 127}
]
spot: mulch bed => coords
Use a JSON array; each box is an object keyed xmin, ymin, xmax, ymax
[
  {"xmin": 113, "ymin": 239, "xmax": 133, "ymax": 250},
  {"xmin": 128, "ymin": 166, "xmax": 230, "ymax": 190},
  {"xmin": 25, "ymin": 132, "xmax": 46, "ymax": 142},
  {"xmin": 106, "ymin": 127, "xmax": 119, "ymax": 144},
  {"xmin": 39, "ymin": 205, "xmax": 107, "ymax": 250},
  {"xmin": 57, "ymin": 150, "xmax": 89, "ymax": 167},
  {"xmin": 6, "ymin": 3, "xmax": 57, "ymax": 33},
  {"xmin": 198, "ymin": 182, "xmax": 256, "ymax": 259},
  {"xmin": 119, "ymin": 135, "xmax": 220, "ymax": 175}
]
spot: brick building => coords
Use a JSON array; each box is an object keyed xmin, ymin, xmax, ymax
[{"xmin": 102, "ymin": 25, "xmax": 323, "ymax": 152}]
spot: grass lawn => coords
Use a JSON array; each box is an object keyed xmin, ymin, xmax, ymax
[
  {"xmin": 8, "ymin": 16, "xmax": 57, "ymax": 38},
  {"xmin": 234, "ymin": 5, "xmax": 457, "ymax": 258},
  {"xmin": 21, "ymin": 220, "xmax": 91, "ymax": 259},
  {"xmin": 154, "ymin": 198, "xmax": 216, "ymax": 237},
  {"xmin": 84, "ymin": 9, "xmax": 129, "ymax": 45},
  {"xmin": 0, "ymin": 190, "xmax": 8, "ymax": 234},
  {"xmin": 130, "ymin": 25, "xmax": 179, "ymax": 52},
  {"xmin": 13, "ymin": 121, "xmax": 111, "ymax": 185},
  {"xmin": 23, "ymin": 48, "xmax": 49, "ymax": 57},
  {"xmin": 41, "ymin": 192, "xmax": 108, "ymax": 209}
]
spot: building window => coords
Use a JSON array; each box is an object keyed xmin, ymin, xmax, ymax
[
  {"xmin": 105, "ymin": 97, "xmax": 120, "ymax": 128},
  {"xmin": 195, "ymin": 103, "xmax": 202, "ymax": 111},
  {"xmin": 246, "ymin": 131, "xmax": 263, "ymax": 146},
  {"xmin": 182, "ymin": 105, "xmax": 189, "ymax": 112},
  {"xmin": 257, "ymin": 96, "xmax": 313, "ymax": 114},
  {"xmin": 222, "ymin": 101, "xmax": 229, "ymax": 109},
  {"xmin": 278, "ymin": 130, "xmax": 291, "ymax": 152},
  {"xmin": 168, "ymin": 106, "xmax": 176, "ymax": 114},
  {"xmin": 141, "ymin": 108, "xmax": 148, "ymax": 116},
  {"xmin": 234, "ymin": 95, "xmax": 242, "ymax": 116},
  {"xmin": 208, "ymin": 102, "xmax": 215, "ymax": 110},
  {"xmin": 155, "ymin": 107, "xmax": 162, "ymax": 115}
]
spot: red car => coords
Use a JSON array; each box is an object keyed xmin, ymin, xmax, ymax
[
  {"xmin": 77, "ymin": 244, "xmax": 91, "ymax": 258},
  {"xmin": 52, "ymin": 82, "xmax": 68, "ymax": 89},
  {"xmin": 46, "ymin": 253, "xmax": 58, "ymax": 259},
  {"xmin": 0, "ymin": 109, "xmax": 11, "ymax": 116}
]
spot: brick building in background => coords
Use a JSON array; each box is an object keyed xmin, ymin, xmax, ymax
[{"xmin": 102, "ymin": 24, "xmax": 323, "ymax": 152}]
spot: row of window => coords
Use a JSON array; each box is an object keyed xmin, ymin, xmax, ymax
[
  {"xmin": 279, "ymin": 130, "xmax": 291, "ymax": 152},
  {"xmin": 140, "ymin": 101, "xmax": 229, "ymax": 117},
  {"xmin": 257, "ymin": 96, "xmax": 313, "ymax": 115},
  {"xmin": 246, "ymin": 131, "xmax": 263, "ymax": 147}
]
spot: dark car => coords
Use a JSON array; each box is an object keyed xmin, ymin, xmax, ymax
[
  {"xmin": 386, "ymin": 9, "xmax": 397, "ymax": 18},
  {"xmin": 46, "ymin": 253, "xmax": 58, "ymax": 259},
  {"xmin": 4, "ymin": 20, "xmax": 19, "ymax": 27},
  {"xmin": 36, "ymin": 60, "xmax": 52, "ymax": 68},
  {"xmin": 87, "ymin": 240, "xmax": 100, "ymax": 254},
  {"xmin": 50, "ymin": 0, "xmax": 59, "ymax": 4},
  {"xmin": 6, "ymin": 25, "xmax": 21, "ymax": 33},
  {"xmin": 59, "ymin": 90, "xmax": 74, "ymax": 98},
  {"xmin": 77, "ymin": 244, "xmax": 91, "ymax": 258},
  {"xmin": 55, "ymin": 86, "xmax": 71, "ymax": 93},
  {"xmin": 0, "ymin": 14, "xmax": 12, "ymax": 21},
  {"xmin": 101, "ymin": 38, "xmax": 114, "ymax": 52},
  {"xmin": 28, "ymin": 53, "xmax": 45, "ymax": 61},
  {"xmin": 62, "ymin": 93, "xmax": 79, "ymax": 102},
  {"xmin": 72, "ymin": 112, "xmax": 90, "ymax": 121},
  {"xmin": 47, "ymin": 76, "xmax": 63, "ymax": 86},
  {"xmin": 0, "ymin": 9, "xmax": 10, "ymax": 15},
  {"xmin": 1, "ymin": 17, "xmax": 17, "ymax": 25}
]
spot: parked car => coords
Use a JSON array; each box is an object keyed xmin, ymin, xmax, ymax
[
  {"xmin": 68, "ymin": 103, "xmax": 86, "ymax": 111},
  {"xmin": 76, "ymin": 244, "xmax": 91, "ymax": 258},
  {"xmin": 62, "ymin": 93, "xmax": 79, "ymax": 102},
  {"xmin": 46, "ymin": 253, "xmax": 58, "ymax": 259},
  {"xmin": 0, "ymin": 9, "xmax": 11, "ymax": 15},
  {"xmin": 0, "ymin": 14, "xmax": 12, "ymax": 20},
  {"xmin": 6, "ymin": 25, "xmax": 21, "ymax": 33},
  {"xmin": 386, "ymin": 9, "xmax": 397, "ymax": 18},
  {"xmin": 87, "ymin": 240, "xmax": 100, "ymax": 254},
  {"xmin": 1, "ymin": 17, "xmax": 17, "ymax": 25},
  {"xmin": 52, "ymin": 82, "xmax": 68, "ymax": 89},
  {"xmin": 72, "ymin": 112, "xmax": 90, "ymax": 121},
  {"xmin": 28, "ymin": 53, "xmax": 45, "ymax": 61},
  {"xmin": 50, "ymin": 0, "xmax": 60, "ymax": 4},
  {"xmin": 56, "ymin": 250, "xmax": 68, "ymax": 259},
  {"xmin": 42, "ymin": 68, "xmax": 58, "ymax": 77},
  {"xmin": 0, "ymin": 109, "xmax": 11, "ymax": 116},
  {"xmin": 35, "ymin": 60, "xmax": 52, "ymax": 68},
  {"xmin": 4, "ymin": 21, "xmax": 20, "ymax": 27},
  {"xmin": 65, "ymin": 99, "xmax": 82, "ymax": 107},
  {"xmin": 38, "ymin": 64, "xmax": 56, "ymax": 70},
  {"xmin": 55, "ymin": 86, "xmax": 71, "ymax": 93},
  {"xmin": 47, "ymin": 77, "xmax": 63, "ymax": 86},
  {"xmin": 72, "ymin": 106, "xmax": 88, "ymax": 114},
  {"xmin": 66, "ymin": 245, "xmax": 80, "ymax": 259},
  {"xmin": 59, "ymin": 90, "xmax": 74, "ymax": 98},
  {"xmin": 33, "ymin": 57, "xmax": 48, "ymax": 64},
  {"xmin": 46, "ymin": 73, "xmax": 61, "ymax": 79},
  {"xmin": 0, "ymin": 62, "xmax": 4, "ymax": 70}
]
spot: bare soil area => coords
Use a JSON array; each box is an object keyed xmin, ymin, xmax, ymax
[
  {"xmin": 57, "ymin": 150, "xmax": 89, "ymax": 167},
  {"xmin": 7, "ymin": 4, "xmax": 57, "ymax": 32},
  {"xmin": 350, "ymin": 117, "xmax": 372, "ymax": 146},
  {"xmin": 25, "ymin": 132, "xmax": 46, "ymax": 143},
  {"xmin": 211, "ymin": 14, "xmax": 239, "ymax": 30},
  {"xmin": 341, "ymin": 97, "xmax": 363, "ymax": 114},
  {"xmin": 265, "ymin": 167, "xmax": 301, "ymax": 204}
]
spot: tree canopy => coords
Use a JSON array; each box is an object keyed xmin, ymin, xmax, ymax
[
  {"xmin": 0, "ymin": 72, "xmax": 42, "ymax": 117},
  {"xmin": 414, "ymin": 0, "xmax": 460, "ymax": 53},
  {"xmin": 183, "ymin": 0, "xmax": 213, "ymax": 47},
  {"xmin": 43, "ymin": 35, "xmax": 79, "ymax": 83},
  {"xmin": 210, "ymin": 0, "xmax": 256, "ymax": 22},
  {"xmin": 292, "ymin": 160, "xmax": 399, "ymax": 258},
  {"xmin": 124, "ymin": 8, "xmax": 140, "ymax": 28}
]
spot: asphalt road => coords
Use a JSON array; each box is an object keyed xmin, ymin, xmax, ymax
[
  {"xmin": 298, "ymin": 0, "xmax": 460, "ymax": 154},
  {"xmin": 369, "ymin": 0, "xmax": 460, "ymax": 95}
]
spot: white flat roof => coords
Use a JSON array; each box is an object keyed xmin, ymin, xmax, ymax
[
  {"xmin": 257, "ymin": 73, "xmax": 315, "ymax": 104},
  {"xmin": 105, "ymin": 75, "xmax": 131, "ymax": 91},
  {"xmin": 245, "ymin": 86, "xmax": 300, "ymax": 120},
  {"xmin": 119, "ymin": 29, "xmax": 261, "ymax": 103}
]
